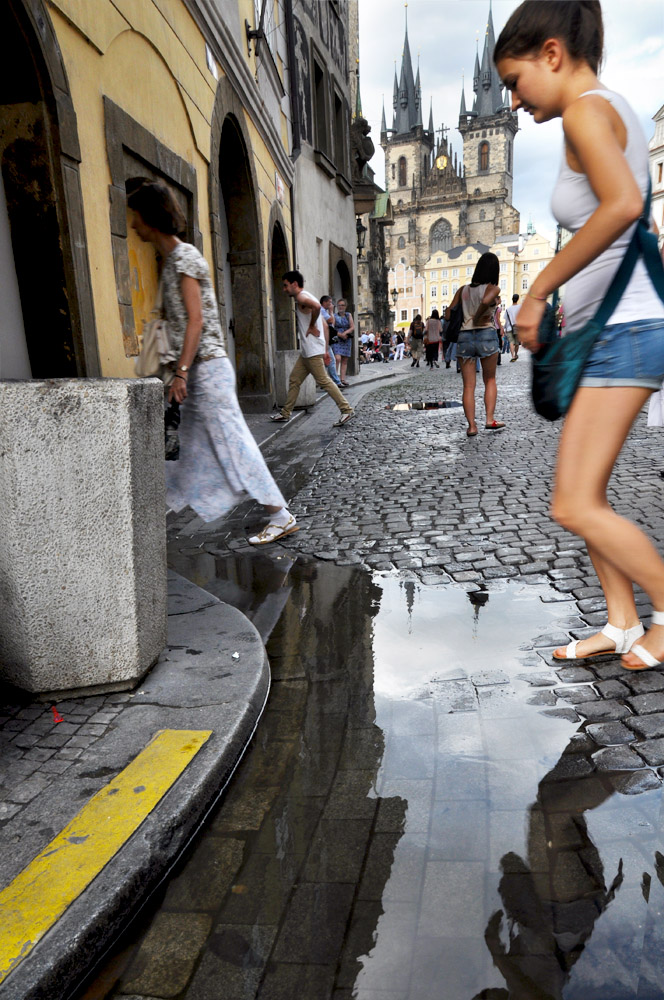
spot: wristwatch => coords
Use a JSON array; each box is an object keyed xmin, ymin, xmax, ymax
[{"xmin": 177, "ymin": 364, "xmax": 189, "ymax": 372}]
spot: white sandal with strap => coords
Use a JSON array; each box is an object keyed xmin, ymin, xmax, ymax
[
  {"xmin": 553, "ymin": 621, "xmax": 644, "ymax": 661},
  {"xmin": 622, "ymin": 611, "xmax": 664, "ymax": 670},
  {"xmin": 248, "ymin": 516, "xmax": 299, "ymax": 546}
]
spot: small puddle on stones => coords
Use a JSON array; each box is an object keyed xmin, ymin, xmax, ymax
[{"xmin": 85, "ymin": 552, "xmax": 664, "ymax": 1000}]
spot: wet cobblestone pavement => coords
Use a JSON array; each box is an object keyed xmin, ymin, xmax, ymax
[{"xmin": 71, "ymin": 363, "xmax": 664, "ymax": 998}]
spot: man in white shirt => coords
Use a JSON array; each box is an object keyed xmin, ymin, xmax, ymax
[
  {"xmin": 271, "ymin": 271, "xmax": 354, "ymax": 426},
  {"xmin": 504, "ymin": 294, "xmax": 522, "ymax": 362}
]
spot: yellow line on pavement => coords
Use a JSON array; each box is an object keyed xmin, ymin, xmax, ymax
[{"xmin": 0, "ymin": 728, "xmax": 212, "ymax": 984}]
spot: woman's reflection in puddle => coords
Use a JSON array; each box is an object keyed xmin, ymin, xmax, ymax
[{"xmin": 473, "ymin": 741, "xmax": 664, "ymax": 999}]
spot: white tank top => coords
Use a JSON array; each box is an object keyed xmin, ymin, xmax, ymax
[
  {"xmin": 551, "ymin": 89, "xmax": 664, "ymax": 332},
  {"xmin": 460, "ymin": 284, "xmax": 495, "ymax": 331},
  {"xmin": 296, "ymin": 296, "xmax": 327, "ymax": 357}
]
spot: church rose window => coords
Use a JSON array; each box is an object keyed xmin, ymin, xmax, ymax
[
  {"xmin": 479, "ymin": 142, "xmax": 489, "ymax": 172},
  {"xmin": 398, "ymin": 157, "xmax": 407, "ymax": 186},
  {"xmin": 430, "ymin": 218, "xmax": 452, "ymax": 254}
]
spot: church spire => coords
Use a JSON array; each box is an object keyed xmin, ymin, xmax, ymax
[
  {"xmin": 393, "ymin": 6, "xmax": 419, "ymax": 135},
  {"xmin": 459, "ymin": 83, "xmax": 467, "ymax": 118},
  {"xmin": 476, "ymin": 2, "xmax": 504, "ymax": 116},
  {"xmin": 428, "ymin": 99, "xmax": 434, "ymax": 135},
  {"xmin": 381, "ymin": 98, "xmax": 387, "ymax": 140}
]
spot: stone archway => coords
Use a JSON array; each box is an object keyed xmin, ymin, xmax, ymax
[
  {"xmin": 270, "ymin": 220, "xmax": 292, "ymax": 352},
  {"xmin": 217, "ymin": 115, "xmax": 268, "ymax": 404},
  {"xmin": 0, "ymin": 0, "xmax": 98, "ymax": 377}
]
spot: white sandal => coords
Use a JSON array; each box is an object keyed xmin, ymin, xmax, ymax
[
  {"xmin": 553, "ymin": 621, "xmax": 644, "ymax": 661},
  {"xmin": 248, "ymin": 516, "xmax": 299, "ymax": 546},
  {"xmin": 622, "ymin": 611, "xmax": 664, "ymax": 670}
]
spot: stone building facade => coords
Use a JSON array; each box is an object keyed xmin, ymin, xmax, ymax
[
  {"xmin": 0, "ymin": 0, "xmax": 357, "ymax": 409},
  {"xmin": 420, "ymin": 229, "xmax": 555, "ymax": 318},
  {"xmin": 381, "ymin": 5, "xmax": 520, "ymax": 280},
  {"xmin": 650, "ymin": 103, "xmax": 664, "ymax": 251}
]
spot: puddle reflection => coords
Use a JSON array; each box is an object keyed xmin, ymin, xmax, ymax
[{"xmin": 87, "ymin": 551, "xmax": 664, "ymax": 1000}]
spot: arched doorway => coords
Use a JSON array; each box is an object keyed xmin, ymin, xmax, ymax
[
  {"xmin": 218, "ymin": 116, "xmax": 267, "ymax": 401},
  {"xmin": 0, "ymin": 0, "xmax": 95, "ymax": 378},
  {"xmin": 333, "ymin": 259, "xmax": 352, "ymax": 308},
  {"xmin": 270, "ymin": 222, "xmax": 292, "ymax": 352}
]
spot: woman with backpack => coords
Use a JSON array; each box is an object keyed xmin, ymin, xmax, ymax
[{"xmin": 408, "ymin": 315, "xmax": 425, "ymax": 368}]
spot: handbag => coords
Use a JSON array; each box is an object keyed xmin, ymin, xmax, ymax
[
  {"xmin": 135, "ymin": 279, "xmax": 177, "ymax": 385},
  {"xmin": 446, "ymin": 287, "xmax": 465, "ymax": 343},
  {"xmin": 532, "ymin": 181, "xmax": 664, "ymax": 421}
]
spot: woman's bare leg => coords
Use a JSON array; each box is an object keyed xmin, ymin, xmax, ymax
[
  {"xmin": 461, "ymin": 357, "xmax": 478, "ymax": 432},
  {"xmin": 480, "ymin": 353, "xmax": 498, "ymax": 424},
  {"xmin": 551, "ymin": 386, "xmax": 664, "ymax": 663}
]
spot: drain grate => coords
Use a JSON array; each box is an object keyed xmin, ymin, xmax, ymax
[{"xmin": 386, "ymin": 400, "xmax": 463, "ymax": 411}]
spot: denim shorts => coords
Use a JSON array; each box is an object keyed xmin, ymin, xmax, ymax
[
  {"xmin": 579, "ymin": 319, "xmax": 664, "ymax": 389},
  {"xmin": 457, "ymin": 327, "xmax": 500, "ymax": 359}
]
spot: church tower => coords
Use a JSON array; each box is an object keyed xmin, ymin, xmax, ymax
[
  {"xmin": 457, "ymin": 2, "xmax": 520, "ymax": 241},
  {"xmin": 380, "ymin": 10, "xmax": 435, "ymax": 268}
]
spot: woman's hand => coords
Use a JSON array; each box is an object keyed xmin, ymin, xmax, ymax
[
  {"xmin": 169, "ymin": 374, "xmax": 188, "ymax": 403},
  {"xmin": 514, "ymin": 296, "xmax": 546, "ymax": 352}
]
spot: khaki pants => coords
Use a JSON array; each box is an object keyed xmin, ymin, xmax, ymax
[{"xmin": 281, "ymin": 354, "xmax": 352, "ymax": 417}]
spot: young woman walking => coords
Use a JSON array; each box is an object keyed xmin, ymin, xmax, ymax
[
  {"xmin": 128, "ymin": 179, "xmax": 298, "ymax": 545},
  {"xmin": 494, "ymin": 1, "xmax": 664, "ymax": 668},
  {"xmin": 445, "ymin": 253, "xmax": 505, "ymax": 437}
]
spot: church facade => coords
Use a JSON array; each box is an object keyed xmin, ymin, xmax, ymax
[{"xmin": 381, "ymin": 5, "xmax": 520, "ymax": 276}]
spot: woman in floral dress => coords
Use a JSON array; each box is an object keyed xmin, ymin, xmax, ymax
[{"xmin": 128, "ymin": 179, "xmax": 297, "ymax": 544}]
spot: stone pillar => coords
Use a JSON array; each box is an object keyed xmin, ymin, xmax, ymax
[{"xmin": 0, "ymin": 378, "xmax": 167, "ymax": 696}]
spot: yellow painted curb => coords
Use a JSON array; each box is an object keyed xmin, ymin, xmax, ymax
[{"xmin": 0, "ymin": 728, "xmax": 212, "ymax": 984}]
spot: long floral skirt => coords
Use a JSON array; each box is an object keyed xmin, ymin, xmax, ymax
[{"xmin": 166, "ymin": 357, "xmax": 286, "ymax": 521}]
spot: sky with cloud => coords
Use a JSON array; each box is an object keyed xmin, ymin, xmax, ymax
[{"xmin": 358, "ymin": 0, "xmax": 664, "ymax": 244}]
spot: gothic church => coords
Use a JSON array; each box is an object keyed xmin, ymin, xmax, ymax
[{"xmin": 382, "ymin": 4, "xmax": 520, "ymax": 273}]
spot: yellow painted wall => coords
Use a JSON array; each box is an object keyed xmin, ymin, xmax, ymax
[{"xmin": 45, "ymin": 0, "xmax": 292, "ymax": 377}]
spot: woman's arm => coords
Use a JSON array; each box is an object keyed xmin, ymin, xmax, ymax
[
  {"xmin": 346, "ymin": 312, "xmax": 355, "ymax": 334},
  {"xmin": 516, "ymin": 96, "xmax": 643, "ymax": 350},
  {"xmin": 170, "ymin": 274, "xmax": 203, "ymax": 403},
  {"xmin": 473, "ymin": 283, "xmax": 500, "ymax": 326}
]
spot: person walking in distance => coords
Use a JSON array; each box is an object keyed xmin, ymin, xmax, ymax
[
  {"xmin": 445, "ymin": 252, "xmax": 505, "ymax": 436},
  {"xmin": 272, "ymin": 272, "xmax": 354, "ymax": 427},
  {"xmin": 320, "ymin": 294, "xmax": 343, "ymax": 387},
  {"xmin": 424, "ymin": 309, "xmax": 442, "ymax": 368},
  {"xmin": 494, "ymin": 0, "xmax": 664, "ymax": 669},
  {"xmin": 505, "ymin": 293, "xmax": 522, "ymax": 361},
  {"xmin": 408, "ymin": 314, "xmax": 425, "ymax": 367},
  {"xmin": 333, "ymin": 299, "xmax": 354, "ymax": 386}
]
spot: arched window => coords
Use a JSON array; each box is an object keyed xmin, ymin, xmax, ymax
[
  {"xmin": 397, "ymin": 236, "xmax": 405, "ymax": 249},
  {"xmin": 507, "ymin": 142, "xmax": 512, "ymax": 173},
  {"xmin": 479, "ymin": 141, "xmax": 489, "ymax": 172},
  {"xmin": 397, "ymin": 199, "xmax": 404, "ymax": 209},
  {"xmin": 398, "ymin": 156, "xmax": 407, "ymax": 186},
  {"xmin": 391, "ymin": 163, "xmax": 396, "ymax": 180},
  {"xmin": 423, "ymin": 155, "xmax": 429, "ymax": 179},
  {"xmin": 479, "ymin": 209, "xmax": 486, "ymax": 221},
  {"xmin": 429, "ymin": 218, "xmax": 452, "ymax": 254}
]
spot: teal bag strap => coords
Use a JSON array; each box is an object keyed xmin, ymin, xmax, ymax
[{"xmin": 592, "ymin": 179, "xmax": 664, "ymax": 328}]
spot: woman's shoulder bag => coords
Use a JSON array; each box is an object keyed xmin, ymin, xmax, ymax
[
  {"xmin": 532, "ymin": 180, "xmax": 664, "ymax": 421},
  {"xmin": 445, "ymin": 286, "xmax": 465, "ymax": 343},
  {"xmin": 135, "ymin": 278, "xmax": 178, "ymax": 386}
]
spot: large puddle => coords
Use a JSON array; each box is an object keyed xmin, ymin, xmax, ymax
[{"xmin": 85, "ymin": 551, "xmax": 664, "ymax": 1000}]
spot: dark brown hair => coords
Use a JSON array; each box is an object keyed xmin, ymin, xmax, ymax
[
  {"xmin": 494, "ymin": 1, "xmax": 604, "ymax": 74},
  {"xmin": 126, "ymin": 178, "xmax": 186, "ymax": 235},
  {"xmin": 471, "ymin": 252, "xmax": 500, "ymax": 287}
]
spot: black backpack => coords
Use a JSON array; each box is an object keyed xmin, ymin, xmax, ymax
[{"xmin": 445, "ymin": 287, "xmax": 465, "ymax": 343}]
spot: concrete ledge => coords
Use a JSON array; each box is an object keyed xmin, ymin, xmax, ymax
[{"xmin": 0, "ymin": 571, "xmax": 269, "ymax": 1000}]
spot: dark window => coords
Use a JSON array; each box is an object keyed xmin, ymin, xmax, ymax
[
  {"xmin": 430, "ymin": 218, "xmax": 452, "ymax": 254},
  {"xmin": 313, "ymin": 59, "xmax": 328, "ymax": 154},
  {"xmin": 507, "ymin": 141, "xmax": 512, "ymax": 173},
  {"xmin": 397, "ymin": 236, "xmax": 406, "ymax": 249},
  {"xmin": 479, "ymin": 141, "xmax": 489, "ymax": 172},
  {"xmin": 398, "ymin": 156, "xmax": 407, "ymax": 186},
  {"xmin": 658, "ymin": 162, "xmax": 663, "ymax": 184},
  {"xmin": 391, "ymin": 163, "xmax": 395, "ymax": 180},
  {"xmin": 333, "ymin": 90, "xmax": 346, "ymax": 172}
]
